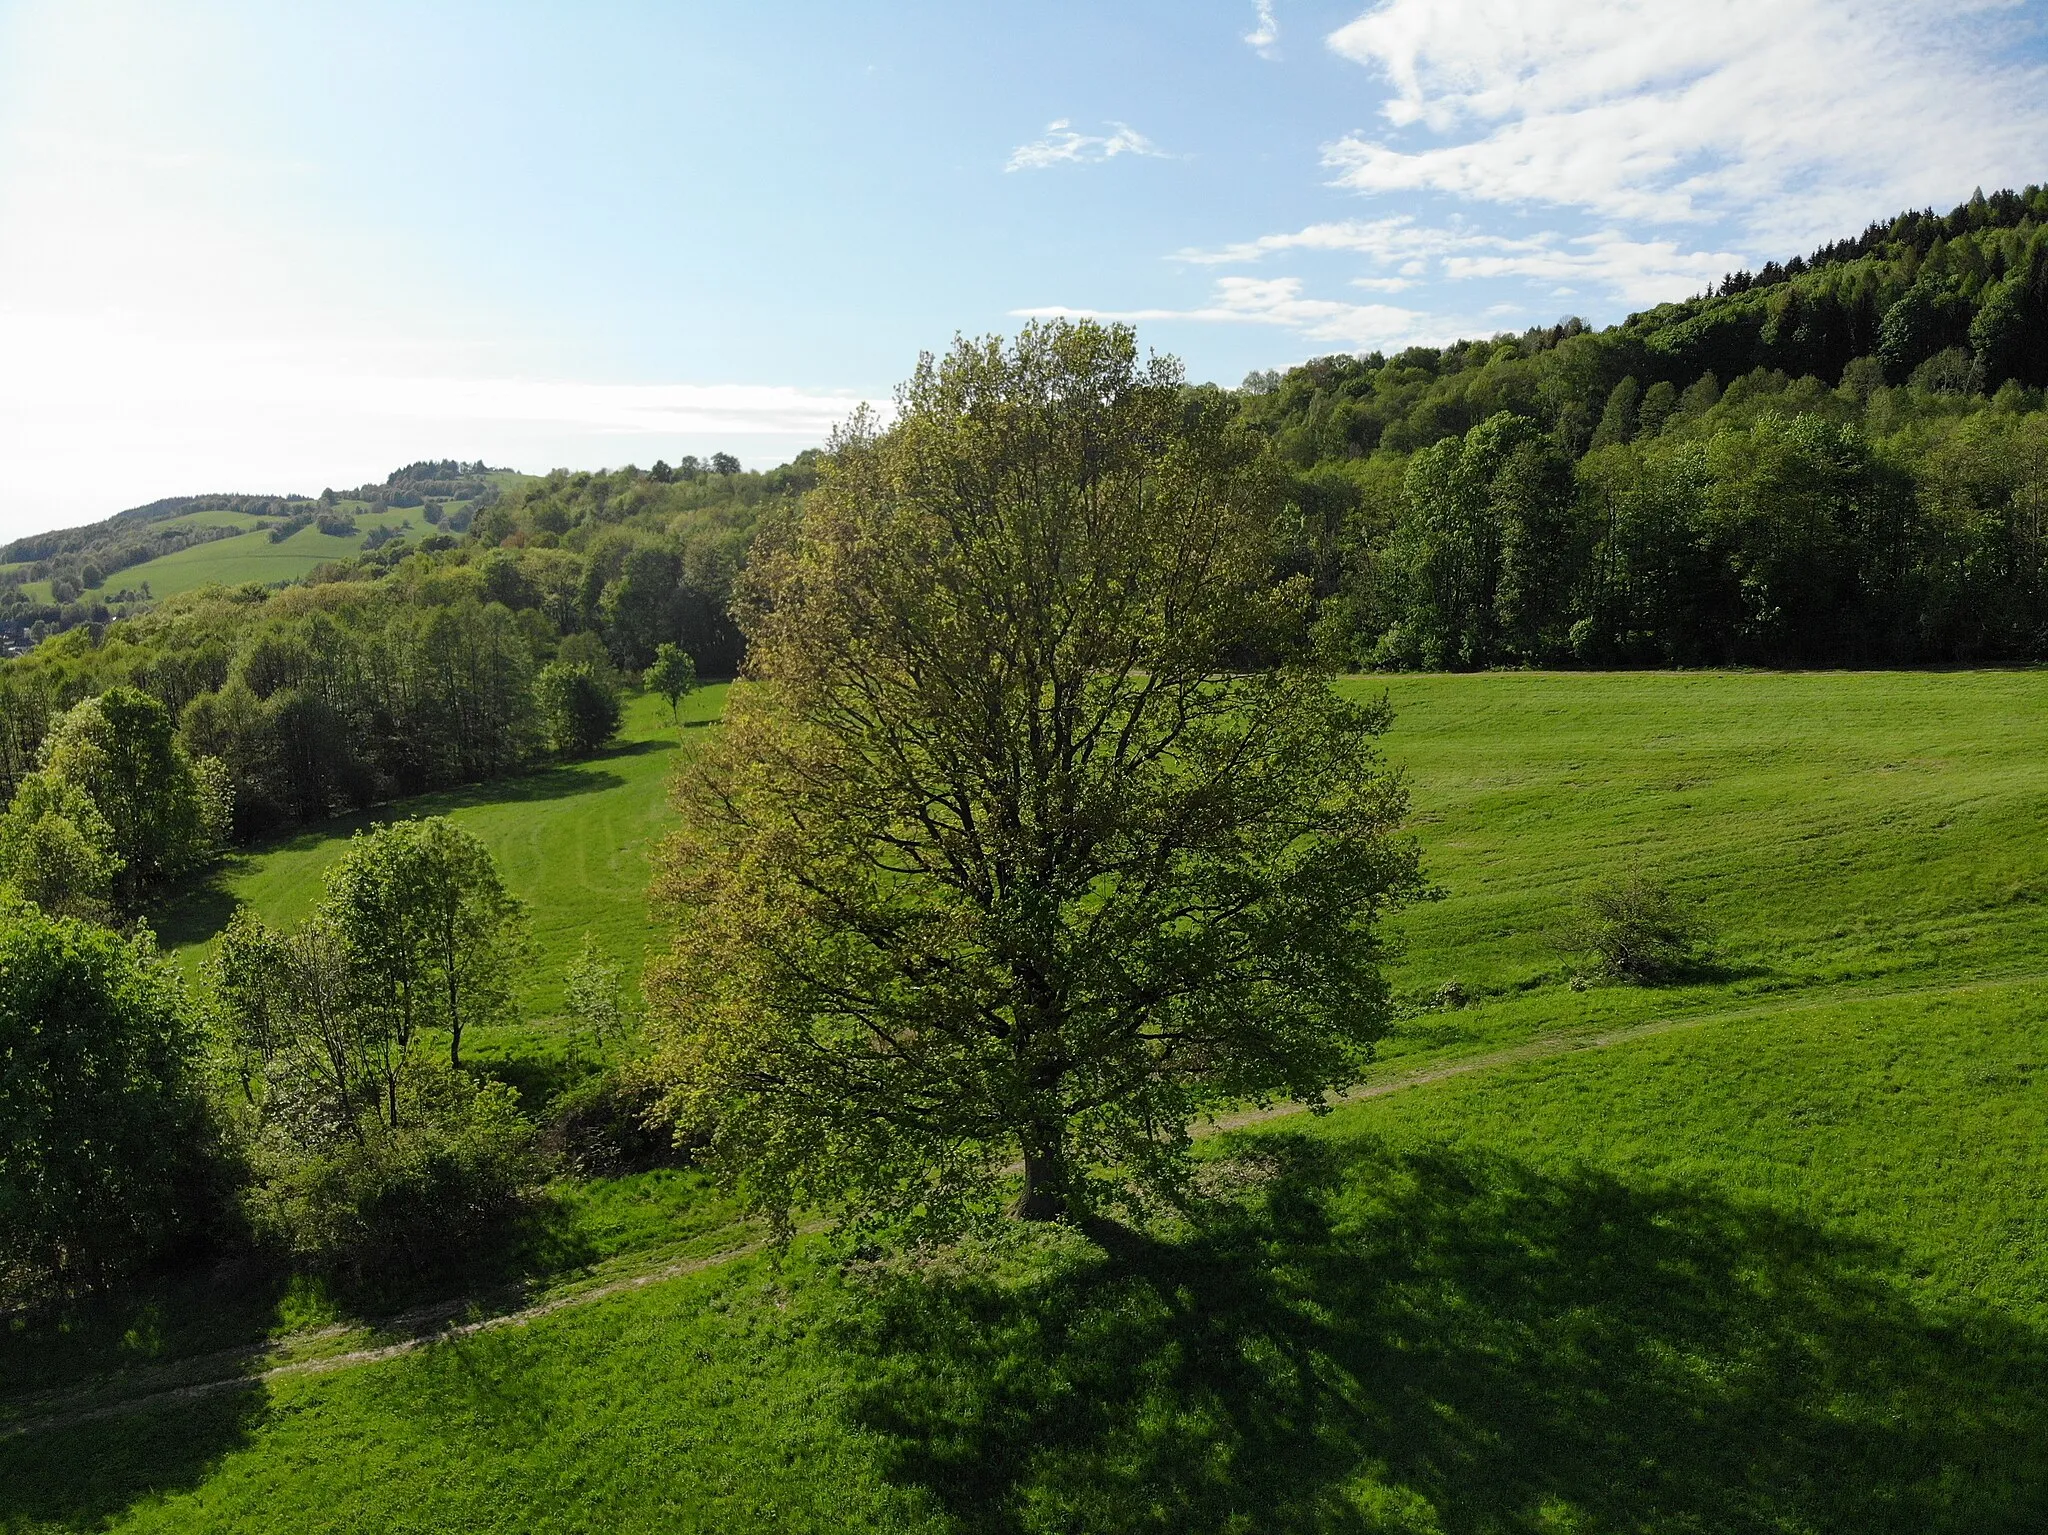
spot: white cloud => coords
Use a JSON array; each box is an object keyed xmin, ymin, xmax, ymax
[
  {"xmin": 1321, "ymin": 0, "xmax": 2048, "ymax": 243},
  {"xmin": 1005, "ymin": 119, "xmax": 1169, "ymax": 172},
  {"xmin": 1015, "ymin": 277, "xmax": 1452, "ymax": 349},
  {"xmin": 1175, "ymin": 216, "xmax": 1745, "ymax": 306},
  {"xmin": 1245, "ymin": 1, "xmax": 1281, "ymax": 59},
  {"xmin": 0, "ymin": 310, "xmax": 880, "ymax": 532}
]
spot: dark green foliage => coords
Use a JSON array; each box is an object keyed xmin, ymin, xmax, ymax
[
  {"xmin": 1574, "ymin": 866, "xmax": 1709, "ymax": 982},
  {"xmin": 1234, "ymin": 188, "xmax": 2048, "ymax": 668},
  {"xmin": 540, "ymin": 1068, "xmax": 689, "ymax": 1176},
  {"xmin": 209, "ymin": 822, "xmax": 537, "ymax": 1275},
  {"xmin": 1373, "ymin": 414, "xmax": 1583, "ymax": 667},
  {"xmin": 0, "ymin": 906, "xmax": 213, "ymax": 1300},
  {"xmin": 534, "ymin": 660, "xmax": 621, "ymax": 757},
  {"xmin": 244, "ymin": 1067, "xmax": 541, "ymax": 1278},
  {"xmin": 1879, "ymin": 280, "xmax": 1975, "ymax": 382}
]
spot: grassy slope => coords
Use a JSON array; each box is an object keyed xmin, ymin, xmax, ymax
[
  {"xmin": 158, "ymin": 685, "xmax": 727, "ymax": 1048},
  {"xmin": 18, "ymin": 474, "xmax": 535, "ymax": 603},
  {"xmin": 10, "ymin": 671, "xmax": 2048, "ymax": 1532},
  {"xmin": 14, "ymin": 508, "xmax": 407, "ymax": 602}
]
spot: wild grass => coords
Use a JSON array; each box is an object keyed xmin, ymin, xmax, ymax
[{"xmin": 9, "ymin": 670, "xmax": 2040, "ymax": 1532}]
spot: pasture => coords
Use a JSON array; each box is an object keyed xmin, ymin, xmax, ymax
[{"xmin": 7, "ymin": 669, "xmax": 2047, "ymax": 1533}]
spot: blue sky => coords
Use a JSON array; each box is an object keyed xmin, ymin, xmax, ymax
[{"xmin": 1, "ymin": 0, "xmax": 2045, "ymax": 531}]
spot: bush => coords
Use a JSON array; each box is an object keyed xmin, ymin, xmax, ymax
[
  {"xmin": 534, "ymin": 661, "xmax": 621, "ymax": 757},
  {"xmin": 1575, "ymin": 866, "xmax": 1709, "ymax": 983},
  {"xmin": 540, "ymin": 1068, "xmax": 690, "ymax": 1177},
  {"xmin": 247, "ymin": 1069, "xmax": 542, "ymax": 1277},
  {"xmin": 0, "ymin": 905, "xmax": 217, "ymax": 1300}
]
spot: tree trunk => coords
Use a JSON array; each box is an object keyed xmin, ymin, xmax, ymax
[{"xmin": 1012, "ymin": 1146, "xmax": 1067, "ymax": 1221}]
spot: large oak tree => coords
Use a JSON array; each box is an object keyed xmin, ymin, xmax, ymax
[{"xmin": 648, "ymin": 322, "xmax": 1424, "ymax": 1229}]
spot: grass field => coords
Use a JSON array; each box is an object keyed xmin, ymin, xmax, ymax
[
  {"xmin": 17, "ymin": 473, "xmax": 534, "ymax": 603},
  {"xmin": 7, "ymin": 670, "xmax": 2048, "ymax": 1532},
  {"xmin": 156, "ymin": 685, "xmax": 726, "ymax": 1061}
]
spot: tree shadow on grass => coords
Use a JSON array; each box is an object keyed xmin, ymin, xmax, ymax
[
  {"xmin": 0, "ymin": 1379, "xmax": 266, "ymax": 1529},
  {"xmin": 841, "ymin": 1135, "xmax": 2048, "ymax": 1534}
]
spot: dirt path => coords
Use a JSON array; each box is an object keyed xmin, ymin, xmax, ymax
[{"xmin": 11, "ymin": 966, "xmax": 2044, "ymax": 1441}]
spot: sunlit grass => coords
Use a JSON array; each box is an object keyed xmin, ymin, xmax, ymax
[{"xmin": 12, "ymin": 670, "xmax": 2039, "ymax": 1532}]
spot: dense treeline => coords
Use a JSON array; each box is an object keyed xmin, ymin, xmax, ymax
[
  {"xmin": 0, "ymin": 457, "xmax": 799, "ymax": 842},
  {"xmin": 3, "ymin": 183, "xmax": 2045, "ymax": 848},
  {"xmin": 1244, "ymin": 185, "xmax": 2048, "ymax": 667}
]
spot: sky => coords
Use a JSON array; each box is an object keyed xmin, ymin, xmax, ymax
[{"xmin": 1, "ymin": 0, "xmax": 2045, "ymax": 534}]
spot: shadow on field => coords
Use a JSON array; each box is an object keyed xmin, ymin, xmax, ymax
[
  {"xmin": 0, "ymin": 1377, "xmax": 265, "ymax": 1528},
  {"xmin": 0, "ymin": 1191, "xmax": 607, "ymax": 1527},
  {"xmin": 843, "ymin": 1135, "xmax": 2048, "ymax": 1534}
]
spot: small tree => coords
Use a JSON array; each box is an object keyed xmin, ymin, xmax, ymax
[
  {"xmin": 208, "ymin": 905, "xmax": 540, "ymax": 1276},
  {"xmin": 564, "ymin": 932, "xmax": 625, "ymax": 1052},
  {"xmin": 648, "ymin": 322, "xmax": 1425, "ymax": 1232},
  {"xmin": 0, "ymin": 905, "xmax": 211, "ymax": 1298},
  {"xmin": 324, "ymin": 818, "xmax": 524, "ymax": 1070},
  {"xmin": 534, "ymin": 661, "xmax": 621, "ymax": 758},
  {"xmin": 1575, "ymin": 865, "xmax": 1708, "ymax": 983},
  {"xmin": 645, "ymin": 643, "xmax": 699, "ymax": 724}
]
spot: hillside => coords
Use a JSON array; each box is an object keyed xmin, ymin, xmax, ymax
[
  {"xmin": 0, "ymin": 464, "xmax": 525, "ymax": 646},
  {"xmin": 6, "ymin": 668, "xmax": 2047, "ymax": 1530}
]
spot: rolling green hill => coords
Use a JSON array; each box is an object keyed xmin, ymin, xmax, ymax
[
  {"xmin": 9, "ymin": 669, "xmax": 2047, "ymax": 1532},
  {"xmin": 10, "ymin": 490, "xmax": 518, "ymax": 604}
]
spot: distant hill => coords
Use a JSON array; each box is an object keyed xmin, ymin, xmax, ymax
[{"xmin": 0, "ymin": 462, "xmax": 515, "ymax": 646}]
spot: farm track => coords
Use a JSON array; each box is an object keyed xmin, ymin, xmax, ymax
[{"xmin": 9, "ymin": 965, "xmax": 2046, "ymax": 1441}]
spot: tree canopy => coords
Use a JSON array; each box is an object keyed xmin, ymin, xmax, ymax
[
  {"xmin": 647, "ymin": 321, "xmax": 1425, "ymax": 1231},
  {"xmin": 0, "ymin": 905, "xmax": 210, "ymax": 1299}
]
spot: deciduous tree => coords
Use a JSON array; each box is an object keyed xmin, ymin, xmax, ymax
[
  {"xmin": 648, "ymin": 321, "xmax": 1424, "ymax": 1232},
  {"xmin": 324, "ymin": 817, "xmax": 524, "ymax": 1070},
  {"xmin": 0, "ymin": 905, "xmax": 210, "ymax": 1297},
  {"xmin": 645, "ymin": 642, "xmax": 699, "ymax": 723}
]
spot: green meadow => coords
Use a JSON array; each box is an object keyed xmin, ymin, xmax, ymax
[
  {"xmin": 156, "ymin": 685, "xmax": 728, "ymax": 1042},
  {"xmin": 16, "ymin": 481, "xmax": 529, "ymax": 604},
  {"xmin": 8, "ymin": 669, "xmax": 2048, "ymax": 1532}
]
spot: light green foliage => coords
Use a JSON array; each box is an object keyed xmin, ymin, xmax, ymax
[
  {"xmin": 564, "ymin": 931, "xmax": 624, "ymax": 1049},
  {"xmin": 644, "ymin": 641, "xmax": 698, "ymax": 722},
  {"xmin": 39, "ymin": 685, "xmax": 218, "ymax": 901},
  {"xmin": 0, "ymin": 771, "xmax": 123, "ymax": 920},
  {"xmin": 533, "ymin": 660, "xmax": 621, "ymax": 758},
  {"xmin": 322, "ymin": 817, "xmax": 524, "ymax": 1069},
  {"xmin": 650, "ymin": 323, "xmax": 1425, "ymax": 1230},
  {"xmin": 0, "ymin": 907, "xmax": 208, "ymax": 1301}
]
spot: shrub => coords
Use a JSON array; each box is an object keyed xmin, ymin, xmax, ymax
[
  {"xmin": 540, "ymin": 1069, "xmax": 690, "ymax": 1177},
  {"xmin": 0, "ymin": 906, "xmax": 217, "ymax": 1300},
  {"xmin": 246, "ymin": 1068, "xmax": 542, "ymax": 1277},
  {"xmin": 1575, "ymin": 866, "xmax": 1709, "ymax": 983},
  {"xmin": 534, "ymin": 661, "xmax": 621, "ymax": 757}
]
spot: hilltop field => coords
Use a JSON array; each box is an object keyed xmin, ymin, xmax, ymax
[
  {"xmin": 5, "ymin": 667, "xmax": 2046, "ymax": 1533},
  {"xmin": 5, "ymin": 484, "xmax": 521, "ymax": 605}
]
